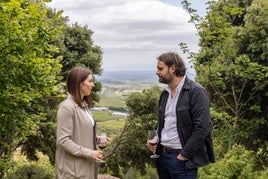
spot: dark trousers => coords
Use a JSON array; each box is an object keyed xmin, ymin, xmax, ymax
[{"xmin": 156, "ymin": 151, "xmax": 197, "ymax": 179}]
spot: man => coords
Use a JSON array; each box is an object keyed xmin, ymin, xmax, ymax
[{"xmin": 147, "ymin": 52, "xmax": 215, "ymax": 179}]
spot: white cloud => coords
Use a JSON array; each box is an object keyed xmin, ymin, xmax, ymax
[{"xmin": 47, "ymin": 0, "xmax": 200, "ymax": 71}]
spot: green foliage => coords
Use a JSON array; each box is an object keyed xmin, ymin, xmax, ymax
[
  {"xmin": 93, "ymin": 111, "xmax": 124, "ymax": 122},
  {"xmin": 6, "ymin": 164, "xmax": 54, "ymax": 179},
  {"xmin": 180, "ymin": 0, "xmax": 268, "ymax": 177},
  {"xmin": 6, "ymin": 150, "xmax": 55, "ymax": 179},
  {"xmin": 122, "ymin": 167, "xmax": 141, "ymax": 179},
  {"xmin": 93, "ymin": 110, "xmax": 126, "ymax": 138},
  {"xmin": 0, "ymin": 0, "xmax": 62, "ymax": 176},
  {"xmin": 237, "ymin": 0, "xmax": 268, "ymax": 64},
  {"xmin": 58, "ymin": 23, "xmax": 103, "ymax": 76},
  {"xmin": 139, "ymin": 164, "xmax": 158, "ymax": 179},
  {"xmin": 183, "ymin": 0, "xmax": 268, "ymax": 152},
  {"xmin": 97, "ymin": 96, "xmax": 126, "ymax": 108},
  {"xmin": 210, "ymin": 107, "xmax": 233, "ymax": 155},
  {"xmin": 126, "ymin": 86, "xmax": 161, "ymax": 129},
  {"xmin": 120, "ymin": 164, "xmax": 158, "ymax": 179},
  {"xmin": 0, "ymin": 155, "xmax": 14, "ymax": 179},
  {"xmin": 96, "ymin": 89, "xmax": 127, "ymax": 108},
  {"xmin": 108, "ymin": 106, "xmax": 126, "ymax": 112},
  {"xmin": 98, "ymin": 120, "xmax": 125, "ymax": 139},
  {"xmin": 55, "ymin": 22, "xmax": 103, "ymax": 103},
  {"xmin": 103, "ymin": 86, "xmax": 161, "ymax": 177},
  {"xmin": 198, "ymin": 145, "xmax": 268, "ymax": 179},
  {"xmin": 19, "ymin": 5, "xmax": 104, "ymax": 168}
]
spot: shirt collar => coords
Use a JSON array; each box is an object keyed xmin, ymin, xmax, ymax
[{"xmin": 165, "ymin": 75, "xmax": 186, "ymax": 94}]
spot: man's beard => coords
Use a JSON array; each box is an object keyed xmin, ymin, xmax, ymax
[
  {"xmin": 159, "ymin": 77, "xmax": 168, "ymax": 84},
  {"xmin": 158, "ymin": 72, "xmax": 171, "ymax": 84}
]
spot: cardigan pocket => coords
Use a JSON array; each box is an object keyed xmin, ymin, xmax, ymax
[{"xmin": 63, "ymin": 154, "xmax": 75, "ymax": 178}]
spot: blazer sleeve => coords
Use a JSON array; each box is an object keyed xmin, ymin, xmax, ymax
[{"xmin": 56, "ymin": 102, "xmax": 94, "ymax": 159}]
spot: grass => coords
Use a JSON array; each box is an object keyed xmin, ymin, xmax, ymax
[
  {"xmin": 93, "ymin": 110, "xmax": 121, "ymax": 122},
  {"xmin": 96, "ymin": 96, "xmax": 126, "ymax": 108},
  {"xmin": 92, "ymin": 110, "xmax": 126, "ymax": 139},
  {"xmin": 98, "ymin": 119, "xmax": 125, "ymax": 139}
]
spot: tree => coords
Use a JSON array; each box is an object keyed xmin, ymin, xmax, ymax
[
  {"xmin": 198, "ymin": 145, "xmax": 268, "ymax": 179},
  {"xmin": 103, "ymin": 86, "xmax": 162, "ymax": 177},
  {"xmin": 59, "ymin": 22, "xmax": 103, "ymax": 102},
  {"xmin": 181, "ymin": 0, "xmax": 268, "ymax": 162},
  {"xmin": 59, "ymin": 23, "xmax": 103, "ymax": 77},
  {"xmin": 198, "ymin": 0, "xmax": 268, "ymax": 150},
  {"xmin": 20, "ymin": 8, "xmax": 104, "ymax": 165},
  {"xmin": 0, "ymin": 0, "xmax": 62, "ymax": 177}
]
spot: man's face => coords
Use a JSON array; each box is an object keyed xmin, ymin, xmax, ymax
[{"xmin": 156, "ymin": 60, "xmax": 173, "ymax": 84}]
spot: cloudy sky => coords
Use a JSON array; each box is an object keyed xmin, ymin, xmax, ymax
[{"xmin": 47, "ymin": 0, "xmax": 208, "ymax": 72}]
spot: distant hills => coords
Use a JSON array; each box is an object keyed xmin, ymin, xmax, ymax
[
  {"xmin": 96, "ymin": 71, "xmax": 157, "ymax": 81},
  {"xmin": 96, "ymin": 70, "xmax": 195, "ymax": 84},
  {"xmin": 95, "ymin": 71, "xmax": 158, "ymax": 84}
]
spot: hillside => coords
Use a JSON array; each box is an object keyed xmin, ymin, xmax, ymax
[
  {"xmin": 95, "ymin": 71, "xmax": 162, "ymax": 107},
  {"xmin": 95, "ymin": 70, "xmax": 195, "ymax": 102},
  {"xmin": 96, "ymin": 70, "xmax": 195, "ymax": 85},
  {"xmin": 96, "ymin": 70, "xmax": 158, "ymax": 85}
]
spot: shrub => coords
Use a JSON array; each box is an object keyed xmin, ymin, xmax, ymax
[
  {"xmin": 6, "ymin": 164, "xmax": 54, "ymax": 179},
  {"xmin": 198, "ymin": 145, "xmax": 265, "ymax": 179},
  {"xmin": 120, "ymin": 163, "xmax": 158, "ymax": 179}
]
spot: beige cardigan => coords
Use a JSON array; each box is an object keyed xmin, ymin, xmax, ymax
[{"xmin": 55, "ymin": 94, "xmax": 97, "ymax": 179}]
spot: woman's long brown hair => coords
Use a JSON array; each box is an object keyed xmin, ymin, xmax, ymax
[{"xmin": 66, "ymin": 67, "xmax": 93, "ymax": 108}]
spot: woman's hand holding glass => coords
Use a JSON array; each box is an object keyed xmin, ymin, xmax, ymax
[
  {"xmin": 92, "ymin": 150, "xmax": 103, "ymax": 162},
  {"xmin": 96, "ymin": 133, "xmax": 109, "ymax": 163}
]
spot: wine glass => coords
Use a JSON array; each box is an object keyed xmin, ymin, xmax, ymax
[
  {"xmin": 148, "ymin": 130, "xmax": 160, "ymax": 159},
  {"xmin": 97, "ymin": 133, "xmax": 108, "ymax": 163}
]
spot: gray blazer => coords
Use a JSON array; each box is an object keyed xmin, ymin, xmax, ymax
[{"xmin": 55, "ymin": 94, "xmax": 97, "ymax": 179}]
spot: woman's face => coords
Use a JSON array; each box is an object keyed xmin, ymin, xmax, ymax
[{"xmin": 80, "ymin": 74, "xmax": 94, "ymax": 98}]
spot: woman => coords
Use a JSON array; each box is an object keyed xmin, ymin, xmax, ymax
[{"xmin": 55, "ymin": 67, "xmax": 103, "ymax": 179}]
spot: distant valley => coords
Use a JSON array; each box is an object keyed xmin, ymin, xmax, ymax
[
  {"xmin": 93, "ymin": 70, "xmax": 195, "ymax": 132},
  {"xmin": 96, "ymin": 70, "xmax": 195, "ymax": 85},
  {"xmin": 96, "ymin": 70, "xmax": 159, "ymax": 85},
  {"xmin": 94, "ymin": 71, "xmax": 161, "ymax": 109}
]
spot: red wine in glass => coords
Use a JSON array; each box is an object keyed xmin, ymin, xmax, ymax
[
  {"xmin": 97, "ymin": 133, "xmax": 108, "ymax": 163},
  {"xmin": 98, "ymin": 145, "xmax": 107, "ymax": 150},
  {"xmin": 148, "ymin": 130, "xmax": 160, "ymax": 159},
  {"xmin": 148, "ymin": 140, "xmax": 158, "ymax": 145}
]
